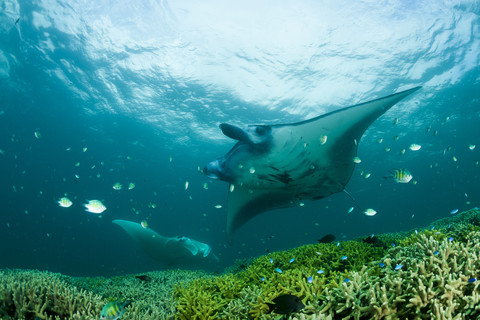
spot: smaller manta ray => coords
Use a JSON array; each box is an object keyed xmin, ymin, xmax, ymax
[
  {"xmin": 112, "ymin": 219, "xmax": 219, "ymax": 268},
  {"xmin": 204, "ymin": 87, "xmax": 421, "ymax": 242}
]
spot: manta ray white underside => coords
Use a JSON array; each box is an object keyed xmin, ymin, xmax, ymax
[{"xmin": 204, "ymin": 87, "xmax": 421, "ymax": 242}]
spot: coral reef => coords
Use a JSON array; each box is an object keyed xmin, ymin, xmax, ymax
[
  {"xmin": 174, "ymin": 208, "xmax": 480, "ymax": 319},
  {"xmin": 174, "ymin": 238, "xmax": 385, "ymax": 319},
  {"xmin": 0, "ymin": 269, "xmax": 202, "ymax": 320},
  {"xmin": 0, "ymin": 269, "xmax": 104, "ymax": 320},
  {"xmin": 319, "ymin": 230, "xmax": 480, "ymax": 319},
  {"xmin": 2, "ymin": 208, "xmax": 480, "ymax": 319},
  {"xmin": 71, "ymin": 269, "xmax": 206, "ymax": 320}
]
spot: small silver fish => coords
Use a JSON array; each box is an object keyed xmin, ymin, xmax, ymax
[
  {"xmin": 84, "ymin": 200, "xmax": 106, "ymax": 214},
  {"xmin": 352, "ymin": 157, "xmax": 361, "ymax": 164},
  {"xmin": 409, "ymin": 144, "xmax": 421, "ymax": 151},
  {"xmin": 58, "ymin": 197, "xmax": 72, "ymax": 208}
]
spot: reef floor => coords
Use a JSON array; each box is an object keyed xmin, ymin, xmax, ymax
[{"xmin": 2, "ymin": 208, "xmax": 480, "ymax": 320}]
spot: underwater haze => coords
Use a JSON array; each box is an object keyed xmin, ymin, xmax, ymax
[{"xmin": 0, "ymin": 0, "xmax": 479, "ymax": 276}]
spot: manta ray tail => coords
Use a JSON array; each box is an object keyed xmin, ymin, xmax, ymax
[{"xmin": 343, "ymin": 189, "xmax": 364, "ymax": 212}]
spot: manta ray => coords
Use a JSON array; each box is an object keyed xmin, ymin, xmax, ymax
[
  {"xmin": 112, "ymin": 219, "xmax": 219, "ymax": 267},
  {"xmin": 204, "ymin": 87, "xmax": 421, "ymax": 241}
]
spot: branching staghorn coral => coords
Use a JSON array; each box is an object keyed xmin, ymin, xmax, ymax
[
  {"xmin": 319, "ymin": 230, "xmax": 480, "ymax": 319},
  {"xmin": 0, "ymin": 269, "xmax": 104, "ymax": 320}
]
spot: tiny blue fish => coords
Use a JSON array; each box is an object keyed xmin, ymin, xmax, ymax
[
  {"xmin": 317, "ymin": 270, "xmax": 324, "ymax": 274},
  {"xmin": 260, "ymin": 277, "xmax": 265, "ymax": 282},
  {"xmin": 395, "ymin": 264, "xmax": 403, "ymax": 271},
  {"xmin": 449, "ymin": 237, "xmax": 454, "ymax": 242},
  {"xmin": 307, "ymin": 276, "xmax": 313, "ymax": 283},
  {"xmin": 341, "ymin": 256, "xmax": 348, "ymax": 260},
  {"xmin": 415, "ymin": 229, "xmax": 418, "ymax": 235},
  {"xmin": 434, "ymin": 251, "xmax": 439, "ymax": 255},
  {"xmin": 270, "ymin": 258, "xmax": 273, "ymax": 264},
  {"xmin": 431, "ymin": 226, "xmax": 435, "ymax": 230},
  {"xmin": 450, "ymin": 209, "xmax": 459, "ymax": 215},
  {"xmin": 275, "ymin": 268, "xmax": 283, "ymax": 273},
  {"xmin": 379, "ymin": 262, "xmax": 385, "ymax": 268},
  {"xmin": 344, "ymin": 278, "xmax": 350, "ymax": 283},
  {"xmin": 392, "ymin": 243, "xmax": 396, "ymax": 248},
  {"xmin": 289, "ymin": 258, "xmax": 295, "ymax": 263},
  {"xmin": 336, "ymin": 242, "xmax": 340, "ymax": 247},
  {"xmin": 468, "ymin": 278, "xmax": 477, "ymax": 283}
]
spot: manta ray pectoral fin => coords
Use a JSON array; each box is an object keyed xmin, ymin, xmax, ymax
[
  {"xmin": 179, "ymin": 238, "xmax": 200, "ymax": 256},
  {"xmin": 226, "ymin": 186, "xmax": 297, "ymax": 243}
]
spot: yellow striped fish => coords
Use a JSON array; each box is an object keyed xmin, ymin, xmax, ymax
[
  {"xmin": 100, "ymin": 300, "xmax": 130, "ymax": 320},
  {"xmin": 388, "ymin": 168, "xmax": 413, "ymax": 183}
]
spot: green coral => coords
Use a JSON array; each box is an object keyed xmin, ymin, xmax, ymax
[
  {"xmin": 72, "ymin": 269, "xmax": 204, "ymax": 320},
  {"xmin": 319, "ymin": 231, "xmax": 480, "ymax": 319},
  {"xmin": 2, "ymin": 208, "xmax": 480, "ymax": 320},
  {"xmin": 174, "ymin": 239, "xmax": 385, "ymax": 319},
  {"xmin": 0, "ymin": 269, "xmax": 104, "ymax": 320},
  {"xmin": 173, "ymin": 208, "xmax": 480, "ymax": 319},
  {"xmin": 0, "ymin": 269, "xmax": 203, "ymax": 320}
]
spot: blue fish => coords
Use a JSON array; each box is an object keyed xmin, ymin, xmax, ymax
[
  {"xmin": 289, "ymin": 258, "xmax": 295, "ymax": 263},
  {"xmin": 394, "ymin": 264, "xmax": 403, "ymax": 271},
  {"xmin": 450, "ymin": 209, "xmax": 459, "ymax": 214},
  {"xmin": 341, "ymin": 256, "xmax": 348, "ymax": 260},
  {"xmin": 379, "ymin": 262, "xmax": 385, "ymax": 268},
  {"xmin": 307, "ymin": 276, "xmax": 313, "ymax": 283},
  {"xmin": 433, "ymin": 251, "xmax": 439, "ymax": 255},
  {"xmin": 317, "ymin": 270, "xmax": 324, "ymax": 274},
  {"xmin": 468, "ymin": 278, "xmax": 477, "ymax": 283},
  {"xmin": 449, "ymin": 237, "xmax": 454, "ymax": 242},
  {"xmin": 260, "ymin": 277, "xmax": 265, "ymax": 282},
  {"xmin": 275, "ymin": 268, "xmax": 283, "ymax": 273},
  {"xmin": 344, "ymin": 278, "xmax": 351, "ymax": 283},
  {"xmin": 270, "ymin": 258, "xmax": 274, "ymax": 264}
]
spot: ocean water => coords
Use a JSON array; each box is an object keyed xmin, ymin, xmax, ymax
[{"xmin": 0, "ymin": 0, "xmax": 479, "ymax": 277}]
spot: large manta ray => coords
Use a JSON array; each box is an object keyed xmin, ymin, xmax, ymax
[
  {"xmin": 204, "ymin": 87, "xmax": 421, "ymax": 242},
  {"xmin": 112, "ymin": 219, "xmax": 219, "ymax": 268}
]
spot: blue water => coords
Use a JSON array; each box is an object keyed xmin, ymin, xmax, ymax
[{"xmin": 0, "ymin": 0, "xmax": 479, "ymax": 276}]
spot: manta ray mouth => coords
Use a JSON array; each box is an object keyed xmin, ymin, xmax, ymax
[{"xmin": 204, "ymin": 160, "xmax": 227, "ymax": 180}]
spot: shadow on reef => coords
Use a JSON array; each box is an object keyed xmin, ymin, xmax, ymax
[{"xmin": 1, "ymin": 208, "xmax": 480, "ymax": 320}]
